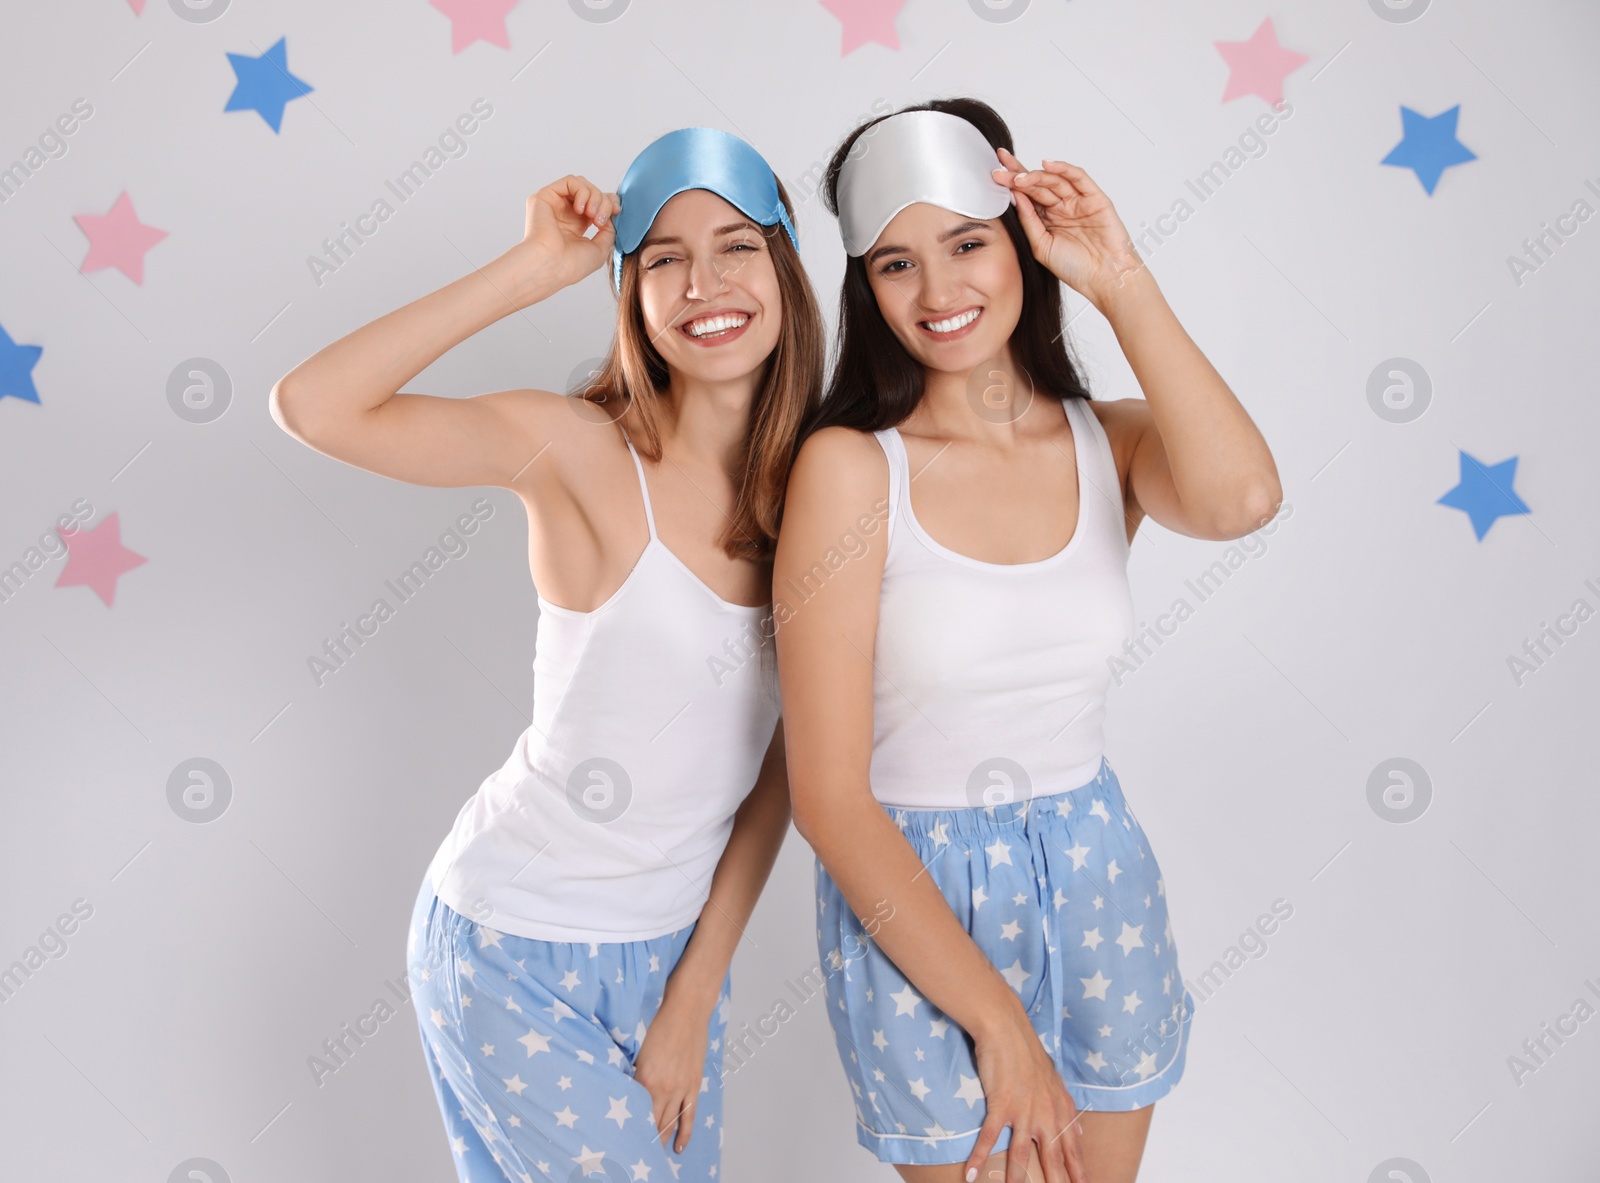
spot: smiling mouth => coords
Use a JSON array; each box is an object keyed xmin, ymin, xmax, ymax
[
  {"xmin": 918, "ymin": 307, "xmax": 981, "ymax": 336},
  {"xmin": 681, "ymin": 311, "xmax": 751, "ymax": 339}
]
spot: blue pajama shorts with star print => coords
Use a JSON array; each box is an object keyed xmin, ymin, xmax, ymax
[
  {"xmin": 814, "ymin": 756, "xmax": 1195, "ymax": 1166},
  {"xmin": 406, "ymin": 874, "xmax": 732, "ymax": 1182}
]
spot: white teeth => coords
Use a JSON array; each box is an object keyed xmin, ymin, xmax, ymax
[
  {"xmin": 686, "ymin": 313, "xmax": 749, "ymax": 338},
  {"xmin": 921, "ymin": 308, "xmax": 979, "ymax": 334}
]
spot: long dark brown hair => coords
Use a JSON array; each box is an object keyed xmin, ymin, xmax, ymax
[
  {"xmin": 802, "ymin": 97, "xmax": 1093, "ymax": 439},
  {"xmin": 578, "ymin": 178, "xmax": 824, "ymax": 563}
]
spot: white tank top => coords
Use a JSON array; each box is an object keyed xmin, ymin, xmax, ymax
[
  {"xmin": 426, "ymin": 434, "xmax": 780, "ymax": 942},
  {"xmin": 869, "ymin": 395, "xmax": 1135, "ymax": 809}
]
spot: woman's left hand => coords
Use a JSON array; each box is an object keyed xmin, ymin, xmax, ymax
[
  {"xmin": 991, "ymin": 146, "xmax": 1143, "ymax": 312},
  {"xmin": 633, "ymin": 991, "xmax": 713, "ymax": 1155}
]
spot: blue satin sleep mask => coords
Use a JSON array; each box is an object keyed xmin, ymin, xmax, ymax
[{"xmin": 611, "ymin": 127, "xmax": 799, "ymax": 290}]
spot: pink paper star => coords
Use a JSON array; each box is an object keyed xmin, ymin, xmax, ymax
[
  {"xmin": 56, "ymin": 513, "xmax": 147, "ymax": 607},
  {"xmin": 126, "ymin": 0, "xmax": 146, "ymax": 13},
  {"xmin": 819, "ymin": 0, "xmax": 905, "ymax": 55},
  {"xmin": 1214, "ymin": 17, "xmax": 1309, "ymax": 106},
  {"xmin": 74, "ymin": 191, "xmax": 168, "ymax": 285},
  {"xmin": 429, "ymin": 0, "xmax": 521, "ymax": 53}
]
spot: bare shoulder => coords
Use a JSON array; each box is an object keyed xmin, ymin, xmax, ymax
[
  {"xmin": 788, "ymin": 425, "xmax": 887, "ymax": 494},
  {"xmin": 776, "ymin": 426, "xmax": 890, "ymax": 630}
]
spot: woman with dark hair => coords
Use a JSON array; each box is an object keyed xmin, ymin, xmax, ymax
[
  {"xmin": 774, "ymin": 99, "xmax": 1280, "ymax": 1183},
  {"xmin": 271, "ymin": 127, "xmax": 824, "ymax": 1183}
]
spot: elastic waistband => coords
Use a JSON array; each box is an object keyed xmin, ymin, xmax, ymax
[
  {"xmin": 886, "ymin": 756, "xmax": 1117, "ymax": 842},
  {"xmin": 419, "ymin": 872, "xmax": 702, "ymax": 950}
]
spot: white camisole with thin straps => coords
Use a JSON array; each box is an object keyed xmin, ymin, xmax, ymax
[
  {"xmin": 868, "ymin": 395, "xmax": 1135, "ymax": 809},
  {"xmin": 426, "ymin": 435, "xmax": 780, "ymax": 942}
]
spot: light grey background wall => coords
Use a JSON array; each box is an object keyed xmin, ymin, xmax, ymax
[{"xmin": 2, "ymin": 0, "xmax": 1597, "ymax": 1180}]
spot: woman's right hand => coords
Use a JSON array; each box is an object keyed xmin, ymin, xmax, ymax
[
  {"xmin": 964, "ymin": 1002, "xmax": 1091, "ymax": 1183},
  {"xmin": 513, "ymin": 175, "xmax": 619, "ymax": 294}
]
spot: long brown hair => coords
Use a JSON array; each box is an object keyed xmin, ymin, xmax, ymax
[
  {"xmin": 579, "ymin": 179, "xmax": 824, "ymax": 563},
  {"xmin": 802, "ymin": 96, "xmax": 1093, "ymax": 439}
]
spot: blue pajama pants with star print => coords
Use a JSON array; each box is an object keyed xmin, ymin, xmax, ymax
[
  {"xmin": 814, "ymin": 756, "xmax": 1195, "ymax": 1166},
  {"xmin": 406, "ymin": 874, "xmax": 731, "ymax": 1182}
]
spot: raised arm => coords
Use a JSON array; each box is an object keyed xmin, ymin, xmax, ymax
[
  {"xmin": 992, "ymin": 148, "xmax": 1282, "ymax": 542},
  {"xmin": 775, "ymin": 428, "xmax": 1088, "ymax": 1183},
  {"xmin": 1089, "ymin": 261, "xmax": 1283, "ymax": 542},
  {"xmin": 268, "ymin": 177, "xmax": 621, "ymax": 491}
]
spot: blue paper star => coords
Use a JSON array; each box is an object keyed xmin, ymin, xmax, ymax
[
  {"xmin": 0, "ymin": 323, "xmax": 43, "ymax": 405},
  {"xmin": 1381, "ymin": 105, "xmax": 1477, "ymax": 195},
  {"xmin": 1437, "ymin": 450, "xmax": 1529, "ymax": 541},
  {"xmin": 225, "ymin": 37, "xmax": 314, "ymax": 133}
]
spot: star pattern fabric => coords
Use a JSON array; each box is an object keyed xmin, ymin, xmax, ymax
[
  {"xmin": 814, "ymin": 758, "xmax": 1194, "ymax": 1166},
  {"xmin": 408, "ymin": 875, "xmax": 731, "ymax": 1181}
]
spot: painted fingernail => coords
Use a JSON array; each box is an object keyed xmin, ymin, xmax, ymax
[{"xmin": 966, "ymin": 1168, "xmax": 978, "ymax": 1182}]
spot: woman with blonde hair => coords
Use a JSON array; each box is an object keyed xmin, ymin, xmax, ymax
[{"xmin": 272, "ymin": 126, "xmax": 824, "ymax": 1182}]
